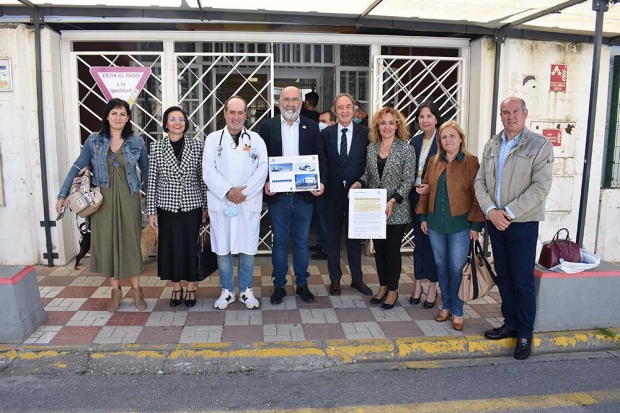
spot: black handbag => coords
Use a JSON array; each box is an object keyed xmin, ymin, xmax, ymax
[{"xmin": 196, "ymin": 221, "xmax": 218, "ymax": 281}]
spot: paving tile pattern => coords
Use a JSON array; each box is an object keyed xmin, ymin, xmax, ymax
[{"xmin": 27, "ymin": 255, "xmax": 502, "ymax": 345}]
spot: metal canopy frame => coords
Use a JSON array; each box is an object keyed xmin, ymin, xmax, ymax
[
  {"xmin": 0, "ymin": 4, "xmax": 614, "ymax": 44},
  {"xmin": 3, "ymin": 0, "xmax": 614, "ymax": 264}
]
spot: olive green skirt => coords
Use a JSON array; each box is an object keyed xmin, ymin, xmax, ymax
[{"xmin": 90, "ymin": 148, "xmax": 143, "ymax": 280}]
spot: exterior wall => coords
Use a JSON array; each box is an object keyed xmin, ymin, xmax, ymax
[
  {"xmin": 471, "ymin": 37, "xmax": 610, "ymax": 255},
  {"xmin": 0, "ymin": 24, "xmax": 72, "ymax": 265},
  {"xmin": 468, "ymin": 37, "xmax": 496, "ymax": 158},
  {"xmin": 0, "ymin": 25, "xmax": 615, "ymax": 263},
  {"xmin": 596, "ymin": 189, "xmax": 620, "ymax": 262}
]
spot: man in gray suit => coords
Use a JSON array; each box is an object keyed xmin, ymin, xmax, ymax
[{"xmin": 321, "ymin": 93, "xmax": 372, "ymax": 296}]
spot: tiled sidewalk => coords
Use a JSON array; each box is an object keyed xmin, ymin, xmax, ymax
[{"xmin": 27, "ymin": 255, "xmax": 504, "ymax": 345}]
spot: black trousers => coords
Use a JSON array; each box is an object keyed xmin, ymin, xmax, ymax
[
  {"xmin": 324, "ymin": 192, "xmax": 363, "ymax": 282},
  {"xmin": 373, "ymin": 223, "xmax": 407, "ymax": 291},
  {"xmin": 412, "ymin": 212, "xmax": 438, "ymax": 282}
]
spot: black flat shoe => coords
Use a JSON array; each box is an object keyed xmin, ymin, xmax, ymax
[
  {"xmin": 514, "ymin": 337, "xmax": 532, "ymax": 360},
  {"xmin": 270, "ymin": 287, "xmax": 287, "ymax": 305},
  {"xmin": 484, "ymin": 324, "xmax": 518, "ymax": 340},
  {"xmin": 381, "ymin": 292, "xmax": 399, "ymax": 310},
  {"xmin": 296, "ymin": 284, "xmax": 315, "ymax": 303},
  {"xmin": 170, "ymin": 288, "xmax": 183, "ymax": 307},
  {"xmin": 184, "ymin": 289, "xmax": 197, "ymax": 307}
]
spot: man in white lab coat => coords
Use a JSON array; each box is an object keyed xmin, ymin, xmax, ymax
[{"xmin": 203, "ymin": 95, "xmax": 268, "ymax": 309}]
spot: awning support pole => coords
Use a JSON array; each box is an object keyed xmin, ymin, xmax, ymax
[{"xmin": 576, "ymin": 0, "xmax": 609, "ymax": 246}]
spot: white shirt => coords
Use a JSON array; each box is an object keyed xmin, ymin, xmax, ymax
[
  {"xmin": 281, "ymin": 117, "xmax": 300, "ymax": 156},
  {"xmin": 337, "ymin": 122, "xmax": 353, "ymax": 155}
]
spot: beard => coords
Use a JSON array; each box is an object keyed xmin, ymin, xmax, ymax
[{"xmin": 281, "ymin": 107, "xmax": 300, "ymax": 122}]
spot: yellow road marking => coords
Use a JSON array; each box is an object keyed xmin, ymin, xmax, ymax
[{"xmin": 198, "ymin": 389, "xmax": 620, "ymax": 412}]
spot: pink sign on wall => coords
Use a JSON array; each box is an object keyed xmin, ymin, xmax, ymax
[{"xmin": 90, "ymin": 67, "xmax": 151, "ymax": 107}]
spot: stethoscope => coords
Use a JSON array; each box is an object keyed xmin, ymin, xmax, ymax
[{"xmin": 217, "ymin": 127, "xmax": 251, "ymax": 157}]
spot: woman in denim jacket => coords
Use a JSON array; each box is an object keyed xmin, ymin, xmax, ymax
[{"xmin": 56, "ymin": 98, "xmax": 149, "ymax": 312}]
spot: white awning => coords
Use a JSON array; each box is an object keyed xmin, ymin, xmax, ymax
[{"xmin": 2, "ymin": 0, "xmax": 620, "ymax": 38}]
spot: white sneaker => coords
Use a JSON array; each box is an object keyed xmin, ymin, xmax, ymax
[
  {"xmin": 240, "ymin": 288, "xmax": 260, "ymax": 309},
  {"xmin": 214, "ymin": 289, "xmax": 235, "ymax": 310}
]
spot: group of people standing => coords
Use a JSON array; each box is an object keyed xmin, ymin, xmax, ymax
[{"xmin": 56, "ymin": 91, "xmax": 553, "ymax": 361}]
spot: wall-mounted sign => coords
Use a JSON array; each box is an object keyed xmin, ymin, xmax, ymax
[
  {"xmin": 531, "ymin": 121, "xmax": 575, "ymax": 158},
  {"xmin": 542, "ymin": 128, "xmax": 562, "ymax": 147},
  {"xmin": 90, "ymin": 67, "xmax": 151, "ymax": 107},
  {"xmin": 550, "ymin": 64, "xmax": 567, "ymax": 92},
  {"xmin": 0, "ymin": 58, "xmax": 13, "ymax": 92}
]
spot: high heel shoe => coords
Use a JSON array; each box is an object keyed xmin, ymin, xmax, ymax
[
  {"xmin": 423, "ymin": 291, "xmax": 437, "ymax": 309},
  {"xmin": 184, "ymin": 290, "xmax": 197, "ymax": 308},
  {"xmin": 381, "ymin": 292, "xmax": 399, "ymax": 310},
  {"xmin": 370, "ymin": 290, "xmax": 388, "ymax": 304},
  {"xmin": 409, "ymin": 288, "xmax": 423, "ymax": 305},
  {"xmin": 170, "ymin": 288, "xmax": 183, "ymax": 307}
]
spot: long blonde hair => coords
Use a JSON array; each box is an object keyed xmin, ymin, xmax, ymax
[
  {"xmin": 369, "ymin": 107, "xmax": 409, "ymax": 143},
  {"xmin": 433, "ymin": 120, "xmax": 473, "ymax": 164}
]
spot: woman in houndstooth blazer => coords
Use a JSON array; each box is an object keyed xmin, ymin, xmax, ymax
[
  {"xmin": 146, "ymin": 106, "xmax": 208, "ymax": 308},
  {"xmin": 351, "ymin": 107, "xmax": 416, "ymax": 310}
]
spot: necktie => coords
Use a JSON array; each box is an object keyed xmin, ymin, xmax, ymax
[{"xmin": 340, "ymin": 128, "xmax": 348, "ymax": 164}]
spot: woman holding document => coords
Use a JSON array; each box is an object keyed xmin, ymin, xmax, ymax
[{"xmin": 350, "ymin": 107, "xmax": 416, "ymax": 310}]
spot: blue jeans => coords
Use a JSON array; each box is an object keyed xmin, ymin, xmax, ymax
[
  {"xmin": 428, "ymin": 228, "xmax": 470, "ymax": 317},
  {"xmin": 268, "ymin": 194, "xmax": 313, "ymax": 288},
  {"xmin": 217, "ymin": 253, "xmax": 255, "ymax": 292},
  {"xmin": 487, "ymin": 221, "xmax": 539, "ymax": 339}
]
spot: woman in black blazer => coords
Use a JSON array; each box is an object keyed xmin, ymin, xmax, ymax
[
  {"xmin": 408, "ymin": 101, "xmax": 441, "ymax": 308},
  {"xmin": 146, "ymin": 106, "xmax": 208, "ymax": 307}
]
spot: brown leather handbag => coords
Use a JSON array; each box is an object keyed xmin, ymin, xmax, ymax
[{"xmin": 538, "ymin": 228, "xmax": 581, "ymax": 269}]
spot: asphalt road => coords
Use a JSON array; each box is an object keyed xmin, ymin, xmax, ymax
[{"xmin": 1, "ymin": 351, "xmax": 619, "ymax": 412}]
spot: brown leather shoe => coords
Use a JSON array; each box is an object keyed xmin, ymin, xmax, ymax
[
  {"xmin": 435, "ymin": 311, "xmax": 451, "ymax": 322},
  {"xmin": 350, "ymin": 281, "xmax": 373, "ymax": 296},
  {"xmin": 329, "ymin": 281, "xmax": 341, "ymax": 296},
  {"xmin": 132, "ymin": 286, "xmax": 147, "ymax": 311},
  {"xmin": 452, "ymin": 317, "xmax": 464, "ymax": 331},
  {"xmin": 107, "ymin": 287, "xmax": 122, "ymax": 312}
]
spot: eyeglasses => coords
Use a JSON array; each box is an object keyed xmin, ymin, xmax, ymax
[
  {"xmin": 168, "ymin": 117, "xmax": 186, "ymax": 123},
  {"xmin": 280, "ymin": 98, "xmax": 301, "ymax": 104},
  {"xmin": 110, "ymin": 152, "xmax": 120, "ymax": 168}
]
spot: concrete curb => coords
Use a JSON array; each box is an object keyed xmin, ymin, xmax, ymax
[{"xmin": 1, "ymin": 329, "xmax": 618, "ymax": 375}]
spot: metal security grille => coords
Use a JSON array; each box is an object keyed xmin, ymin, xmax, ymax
[
  {"xmin": 604, "ymin": 55, "xmax": 620, "ymax": 188},
  {"xmin": 175, "ymin": 52, "xmax": 275, "ymax": 253},
  {"xmin": 373, "ymin": 55, "xmax": 467, "ymax": 251},
  {"xmin": 175, "ymin": 53, "xmax": 274, "ymax": 138},
  {"xmin": 373, "ymin": 55, "xmax": 466, "ymax": 128}
]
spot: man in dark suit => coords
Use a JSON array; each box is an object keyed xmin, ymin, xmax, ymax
[
  {"xmin": 259, "ymin": 86, "xmax": 327, "ymax": 305},
  {"xmin": 300, "ymin": 91, "xmax": 320, "ymax": 123},
  {"xmin": 321, "ymin": 93, "xmax": 372, "ymax": 296}
]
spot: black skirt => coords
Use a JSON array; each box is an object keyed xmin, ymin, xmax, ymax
[{"xmin": 157, "ymin": 207, "xmax": 202, "ymax": 282}]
